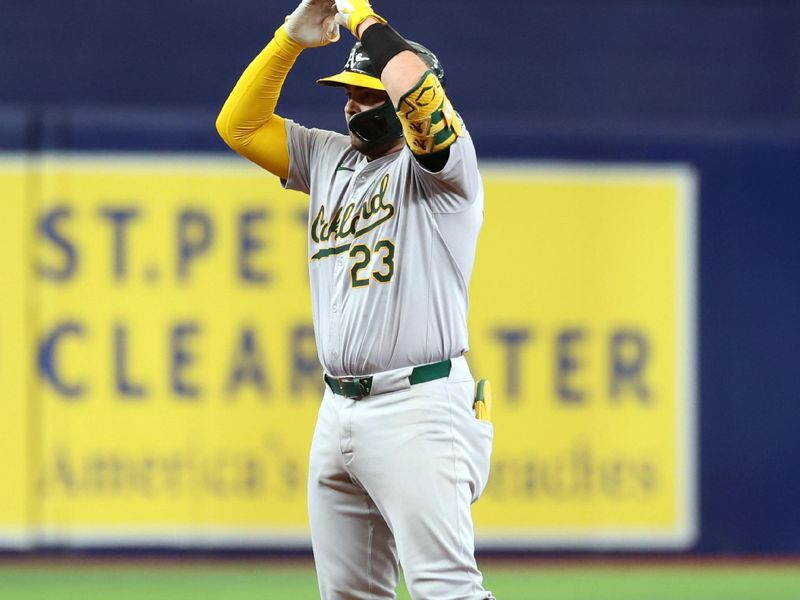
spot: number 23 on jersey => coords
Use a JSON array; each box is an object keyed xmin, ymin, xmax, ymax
[{"xmin": 349, "ymin": 239, "xmax": 395, "ymax": 288}]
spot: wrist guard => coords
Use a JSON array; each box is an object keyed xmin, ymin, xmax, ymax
[
  {"xmin": 396, "ymin": 70, "xmax": 462, "ymax": 155},
  {"xmin": 359, "ymin": 24, "xmax": 414, "ymax": 77}
]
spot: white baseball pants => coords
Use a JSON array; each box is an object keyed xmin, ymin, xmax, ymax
[{"xmin": 307, "ymin": 356, "xmax": 495, "ymax": 600}]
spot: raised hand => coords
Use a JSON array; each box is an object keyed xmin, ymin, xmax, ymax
[{"xmin": 284, "ymin": 0, "xmax": 340, "ymax": 48}]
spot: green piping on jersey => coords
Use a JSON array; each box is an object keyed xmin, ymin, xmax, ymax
[{"xmin": 311, "ymin": 243, "xmax": 352, "ymax": 260}]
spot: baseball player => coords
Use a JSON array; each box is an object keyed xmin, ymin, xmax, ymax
[{"xmin": 216, "ymin": 1, "xmax": 494, "ymax": 598}]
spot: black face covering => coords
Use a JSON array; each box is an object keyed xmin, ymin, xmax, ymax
[{"xmin": 348, "ymin": 99, "xmax": 403, "ymax": 145}]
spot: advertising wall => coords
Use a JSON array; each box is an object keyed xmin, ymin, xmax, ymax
[
  {"xmin": 3, "ymin": 0, "xmax": 800, "ymax": 557},
  {"xmin": 0, "ymin": 159, "xmax": 32, "ymax": 546},
  {"xmin": 0, "ymin": 156, "xmax": 696, "ymax": 549}
]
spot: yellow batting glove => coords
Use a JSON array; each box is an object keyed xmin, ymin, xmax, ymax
[
  {"xmin": 474, "ymin": 379, "xmax": 493, "ymax": 422},
  {"xmin": 334, "ymin": 0, "xmax": 387, "ymax": 36}
]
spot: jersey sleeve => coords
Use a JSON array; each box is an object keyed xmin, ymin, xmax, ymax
[
  {"xmin": 407, "ymin": 125, "xmax": 482, "ymax": 214},
  {"xmin": 283, "ymin": 119, "xmax": 351, "ymax": 194}
]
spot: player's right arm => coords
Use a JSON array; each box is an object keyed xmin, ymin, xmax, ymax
[{"xmin": 215, "ymin": 0, "xmax": 339, "ymax": 179}]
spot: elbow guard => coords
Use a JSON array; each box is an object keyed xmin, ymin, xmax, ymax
[{"xmin": 396, "ymin": 70, "xmax": 463, "ymax": 155}]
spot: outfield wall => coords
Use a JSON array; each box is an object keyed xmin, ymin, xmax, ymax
[{"xmin": 1, "ymin": 108, "xmax": 799, "ymax": 554}]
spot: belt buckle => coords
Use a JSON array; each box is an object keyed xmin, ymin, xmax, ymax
[{"xmin": 341, "ymin": 376, "xmax": 373, "ymax": 399}]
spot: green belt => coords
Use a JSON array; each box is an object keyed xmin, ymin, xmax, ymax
[{"xmin": 324, "ymin": 359, "xmax": 452, "ymax": 399}]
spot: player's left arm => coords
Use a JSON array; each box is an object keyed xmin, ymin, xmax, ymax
[{"xmin": 335, "ymin": 1, "xmax": 462, "ymax": 172}]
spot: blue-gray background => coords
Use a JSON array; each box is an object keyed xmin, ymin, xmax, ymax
[{"xmin": 2, "ymin": 0, "xmax": 799, "ymax": 554}]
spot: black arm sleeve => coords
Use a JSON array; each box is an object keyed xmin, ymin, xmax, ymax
[{"xmin": 415, "ymin": 148, "xmax": 451, "ymax": 173}]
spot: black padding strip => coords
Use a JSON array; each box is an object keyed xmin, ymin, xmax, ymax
[{"xmin": 360, "ymin": 24, "xmax": 414, "ymax": 78}]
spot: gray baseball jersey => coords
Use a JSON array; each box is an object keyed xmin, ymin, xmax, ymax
[{"xmin": 283, "ymin": 119, "xmax": 484, "ymax": 377}]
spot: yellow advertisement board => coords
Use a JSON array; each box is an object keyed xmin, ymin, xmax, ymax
[
  {"xmin": 0, "ymin": 161, "xmax": 33, "ymax": 547},
  {"xmin": 469, "ymin": 165, "xmax": 696, "ymax": 548},
  {"xmin": 34, "ymin": 157, "xmax": 318, "ymax": 545},
  {"xmin": 0, "ymin": 157, "xmax": 695, "ymax": 549}
]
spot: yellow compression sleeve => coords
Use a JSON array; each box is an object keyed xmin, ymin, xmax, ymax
[{"xmin": 216, "ymin": 26, "xmax": 304, "ymax": 180}]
